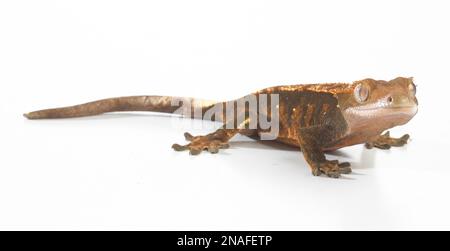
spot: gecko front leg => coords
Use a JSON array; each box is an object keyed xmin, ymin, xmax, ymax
[
  {"xmin": 365, "ymin": 131, "xmax": 410, "ymax": 150},
  {"xmin": 300, "ymin": 146, "xmax": 352, "ymax": 178},
  {"xmin": 298, "ymin": 127, "xmax": 351, "ymax": 178}
]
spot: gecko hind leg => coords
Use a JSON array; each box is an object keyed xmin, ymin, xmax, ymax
[
  {"xmin": 172, "ymin": 129, "xmax": 238, "ymax": 155},
  {"xmin": 172, "ymin": 115, "xmax": 253, "ymax": 155},
  {"xmin": 365, "ymin": 131, "xmax": 410, "ymax": 150}
]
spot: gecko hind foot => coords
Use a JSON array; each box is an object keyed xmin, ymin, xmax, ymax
[
  {"xmin": 172, "ymin": 132, "xmax": 230, "ymax": 155},
  {"xmin": 312, "ymin": 160, "xmax": 352, "ymax": 178},
  {"xmin": 365, "ymin": 131, "xmax": 410, "ymax": 150}
]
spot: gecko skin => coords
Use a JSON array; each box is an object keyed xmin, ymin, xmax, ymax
[{"xmin": 24, "ymin": 77, "xmax": 418, "ymax": 178}]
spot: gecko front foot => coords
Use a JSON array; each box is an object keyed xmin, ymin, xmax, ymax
[
  {"xmin": 365, "ymin": 131, "xmax": 410, "ymax": 150},
  {"xmin": 312, "ymin": 160, "xmax": 352, "ymax": 178},
  {"xmin": 172, "ymin": 132, "xmax": 230, "ymax": 155}
]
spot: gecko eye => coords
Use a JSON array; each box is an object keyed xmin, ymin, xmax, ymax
[
  {"xmin": 354, "ymin": 84, "xmax": 370, "ymax": 103},
  {"xmin": 409, "ymin": 83, "xmax": 416, "ymax": 96}
]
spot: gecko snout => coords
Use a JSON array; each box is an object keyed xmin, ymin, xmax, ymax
[{"xmin": 388, "ymin": 95, "xmax": 417, "ymax": 108}]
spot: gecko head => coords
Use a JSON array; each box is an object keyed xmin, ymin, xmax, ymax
[{"xmin": 341, "ymin": 77, "xmax": 418, "ymax": 133}]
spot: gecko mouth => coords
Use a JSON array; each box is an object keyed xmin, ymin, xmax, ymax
[
  {"xmin": 346, "ymin": 105, "xmax": 417, "ymax": 118},
  {"xmin": 352, "ymin": 106, "xmax": 415, "ymax": 111},
  {"xmin": 347, "ymin": 97, "xmax": 418, "ymax": 115},
  {"xmin": 343, "ymin": 104, "xmax": 418, "ymax": 131}
]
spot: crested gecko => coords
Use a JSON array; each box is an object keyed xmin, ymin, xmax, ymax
[{"xmin": 24, "ymin": 77, "xmax": 418, "ymax": 178}]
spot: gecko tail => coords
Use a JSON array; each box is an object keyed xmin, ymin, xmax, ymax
[{"xmin": 24, "ymin": 96, "xmax": 218, "ymax": 120}]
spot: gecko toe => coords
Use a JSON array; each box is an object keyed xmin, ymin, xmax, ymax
[
  {"xmin": 207, "ymin": 147, "xmax": 219, "ymax": 154},
  {"xmin": 339, "ymin": 166, "xmax": 352, "ymax": 174},
  {"xmin": 184, "ymin": 132, "xmax": 195, "ymax": 141},
  {"xmin": 172, "ymin": 143, "xmax": 188, "ymax": 151},
  {"xmin": 365, "ymin": 142, "xmax": 374, "ymax": 149},
  {"xmin": 399, "ymin": 134, "xmax": 410, "ymax": 145},
  {"xmin": 378, "ymin": 144, "xmax": 392, "ymax": 149},
  {"xmin": 327, "ymin": 171, "xmax": 341, "ymax": 179},
  {"xmin": 366, "ymin": 132, "xmax": 411, "ymax": 149},
  {"xmin": 338, "ymin": 162, "xmax": 351, "ymax": 168},
  {"xmin": 173, "ymin": 133, "xmax": 230, "ymax": 155},
  {"xmin": 315, "ymin": 160, "xmax": 352, "ymax": 178},
  {"xmin": 338, "ymin": 162, "xmax": 352, "ymax": 174},
  {"xmin": 401, "ymin": 134, "xmax": 410, "ymax": 141},
  {"xmin": 189, "ymin": 147, "xmax": 202, "ymax": 155},
  {"xmin": 312, "ymin": 168, "xmax": 322, "ymax": 177}
]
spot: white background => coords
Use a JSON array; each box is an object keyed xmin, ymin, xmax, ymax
[{"xmin": 1, "ymin": 0, "xmax": 449, "ymax": 230}]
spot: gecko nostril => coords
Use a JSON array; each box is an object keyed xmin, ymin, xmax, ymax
[{"xmin": 387, "ymin": 96, "xmax": 393, "ymax": 103}]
